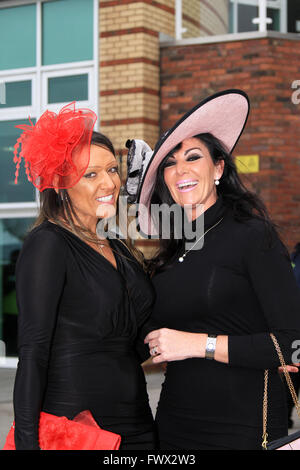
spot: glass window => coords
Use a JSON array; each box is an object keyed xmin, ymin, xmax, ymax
[
  {"xmin": 238, "ymin": 4, "xmax": 259, "ymax": 32},
  {"xmin": 287, "ymin": 0, "xmax": 300, "ymax": 33},
  {"xmin": 48, "ymin": 74, "xmax": 88, "ymax": 104},
  {"xmin": 0, "ymin": 4, "xmax": 36, "ymax": 71},
  {"xmin": 229, "ymin": 1, "xmax": 283, "ymax": 34},
  {"xmin": 0, "ymin": 80, "xmax": 31, "ymax": 109},
  {"xmin": 0, "ymin": 120, "xmax": 36, "ymax": 203},
  {"xmin": 267, "ymin": 8, "xmax": 280, "ymax": 30},
  {"xmin": 42, "ymin": 0, "xmax": 94, "ymax": 65},
  {"xmin": 0, "ymin": 217, "xmax": 35, "ymax": 356}
]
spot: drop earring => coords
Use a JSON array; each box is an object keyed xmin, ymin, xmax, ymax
[
  {"xmin": 214, "ymin": 179, "xmax": 220, "ymax": 186},
  {"xmin": 59, "ymin": 190, "xmax": 68, "ymax": 202}
]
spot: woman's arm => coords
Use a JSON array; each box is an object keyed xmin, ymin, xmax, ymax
[
  {"xmin": 227, "ymin": 222, "xmax": 300, "ymax": 370},
  {"xmin": 13, "ymin": 228, "xmax": 66, "ymax": 450},
  {"xmin": 144, "ymin": 329, "xmax": 300, "ymax": 374},
  {"xmin": 145, "ymin": 223, "xmax": 300, "ymax": 371},
  {"xmin": 144, "ymin": 329, "xmax": 223, "ymax": 363}
]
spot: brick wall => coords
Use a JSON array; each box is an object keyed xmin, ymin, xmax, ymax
[
  {"xmin": 160, "ymin": 37, "xmax": 300, "ymax": 251},
  {"xmin": 98, "ymin": 0, "xmax": 229, "ymax": 170},
  {"xmin": 99, "ymin": 0, "xmax": 174, "ymax": 177},
  {"xmin": 98, "ymin": 0, "xmax": 175, "ymax": 252},
  {"xmin": 98, "ymin": 0, "xmax": 230, "ymax": 185},
  {"xmin": 182, "ymin": 0, "xmax": 229, "ymax": 38}
]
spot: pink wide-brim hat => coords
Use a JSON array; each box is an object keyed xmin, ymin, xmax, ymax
[{"xmin": 137, "ymin": 89, "xmax": 250, "ymax": 236}]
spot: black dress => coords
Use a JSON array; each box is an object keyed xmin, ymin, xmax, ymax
[
  {"xmin": 149, "ymin": 197, "xmax": 300, "ymax": 450},
  {"xmin": 13, "ymin": 221, "xmax": 156, "ymax": 450}
]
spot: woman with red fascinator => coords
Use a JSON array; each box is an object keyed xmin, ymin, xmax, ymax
[{"xmin": 7, "ymin": 103, "xmax": 156, "ymax": 450}]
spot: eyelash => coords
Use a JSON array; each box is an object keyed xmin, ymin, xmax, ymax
[
  {"xmin": 84, "ymin": 167, "xmax": 119, "ymax": 178},
  {"xmin": 164, "ymin": 155, "xmax": 202, "ymax": 167}
]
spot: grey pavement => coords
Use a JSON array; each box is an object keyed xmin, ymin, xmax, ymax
[
  {"xmin": 0, "ymin": 368, "xmax": 16, "ymax": 449},
  {"xmin": 1, "ymin": 366, "xmax": 300, "ymax": 450}
]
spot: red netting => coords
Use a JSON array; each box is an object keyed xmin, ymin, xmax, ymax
[{"xmin": 13, "ymin": 102, "xmax": 97, "ymax": 191}]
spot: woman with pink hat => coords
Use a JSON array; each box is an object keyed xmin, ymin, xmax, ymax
[{"xmin": 126, "ymin": 90, "xmax": 300, "ymax": 450}]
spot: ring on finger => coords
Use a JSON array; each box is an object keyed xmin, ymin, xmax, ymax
[{"xmin": 150, "ymin": 346, "xmax": 158, "ymax": 356}]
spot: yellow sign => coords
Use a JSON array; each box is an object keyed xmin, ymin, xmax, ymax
[{"xmin": 235, "ymin": 155, "xmax": 259, "ymax": 174}]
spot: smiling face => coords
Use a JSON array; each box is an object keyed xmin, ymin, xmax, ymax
[
  {"xmin": 66, "ymin": 144, "xmax": 121, "ymax": 230},
  {"xmin": 163, "ymin": 137, "xmax": 224, "ymax": 219}
]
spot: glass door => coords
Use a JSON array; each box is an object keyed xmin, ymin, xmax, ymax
[{"xmin": 0, "ymin": 218, "xmax": 36, "ymax": 366}]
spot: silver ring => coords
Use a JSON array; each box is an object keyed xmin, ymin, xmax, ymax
[{"xmin": 150, "ymin": 346, "xmax": 158, "ymax": 356}]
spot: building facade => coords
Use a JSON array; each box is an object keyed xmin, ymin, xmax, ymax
[{"xmin": 0, "ymin": 0, "xmax": 299, "ymax": 366}]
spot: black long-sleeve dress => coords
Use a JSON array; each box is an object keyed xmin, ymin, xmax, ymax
[
  {"xmin": 13, "ymin": 220, "xmax": 156, "ymax": 450},
  {"xmin": 149, "ymin": 196, "xmax": 300, "ymax": 450}
]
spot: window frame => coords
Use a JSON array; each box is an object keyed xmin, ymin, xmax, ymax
[
  {"xmin": 42, "ymin": 64, "xmax": 94, "ymax": 110},
  {"xmin": 0, "ymin": 0, "xmax": 53, "ymax": 7},
  {"xmin": 230, "ymin": 0, "xmax": 287, "ymax": 33},
  {"xmin": 0, "ymin": 72, "xmax": 36, "ymax": 119}
]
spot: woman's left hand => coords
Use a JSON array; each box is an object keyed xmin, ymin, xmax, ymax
[
  {"xmin": 279, "ymin": 363, "xmax": 300, "ymax": 374},
  {"xmin": 144, "ymin": 328, "xmax": 205, "ymax": 363}
]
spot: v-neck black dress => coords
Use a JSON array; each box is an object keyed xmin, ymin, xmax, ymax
[
  {"xmin": 13, "ymin": 221, "xmax": 156, "ymax": 450},
  {"xmin": 148, "ymin": 197, "xmax": 300, "ymax": 450}
]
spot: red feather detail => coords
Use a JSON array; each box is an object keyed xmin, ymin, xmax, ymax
[{"xmin": 13, "ymin": 102, "xmax": 97, "ymax": 191}]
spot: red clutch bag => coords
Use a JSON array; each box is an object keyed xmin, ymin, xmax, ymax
[{"xmin": 3, "ymin": 410, "xmax": 121, "ymax": 450}]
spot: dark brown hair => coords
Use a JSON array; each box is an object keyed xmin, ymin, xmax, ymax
[{"xmin": 146, "ymin": 132, "xmax": 286, "ymax": 275}]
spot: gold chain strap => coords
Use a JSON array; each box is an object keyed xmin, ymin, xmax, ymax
[
  {"xmin": 262, "ymin": 369, "xmax": 269, "ymax": 450},
  {"xmin": 262, "ymin": 333, "xmax": 300, "ymax": 450}
]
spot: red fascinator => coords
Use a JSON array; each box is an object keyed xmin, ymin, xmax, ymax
[{"xmin": 13, "ymin": 102, "xmax": 97, "ymax": 191}]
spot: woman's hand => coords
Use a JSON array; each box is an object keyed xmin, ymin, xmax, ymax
[
  {"xmin": 144, "ymin": 328, "xmax": 206, "ymax": 363},
  {"xmin": 144, "ymin": 329, "xmax": 300, "ymax": 370}
]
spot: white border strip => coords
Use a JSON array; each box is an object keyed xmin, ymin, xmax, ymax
[
  {"xmin": 0, "ymin": 0, "xmax": 53, "ymax": 8},
  {"xmin": 160, "ymin": 30, "xmax": 300, "ymax": 47},
  {"xmin": 0, "ymin": 357, "xmax": 18, "ymax": 369}
]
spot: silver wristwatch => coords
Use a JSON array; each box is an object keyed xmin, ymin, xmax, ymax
[{"xmin": 205, "ymin": 335, "xmax": 217, "ymax": 360}]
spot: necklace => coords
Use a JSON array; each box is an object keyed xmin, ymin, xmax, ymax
[
  {"xmin": 92, "ymin": 238, "xmax": 109, "ymax": 256},
  {"xmin": 178, "ymin": 217, "xmax": 224, "ymax": 263},
  {"xmin": 98, "ymin": 241, "xmax": 109, "ymax": 254}
]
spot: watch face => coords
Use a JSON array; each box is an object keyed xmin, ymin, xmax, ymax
[{"xmin": 206, "ymin": 336, "xmax": 216, "ymax": 359}]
